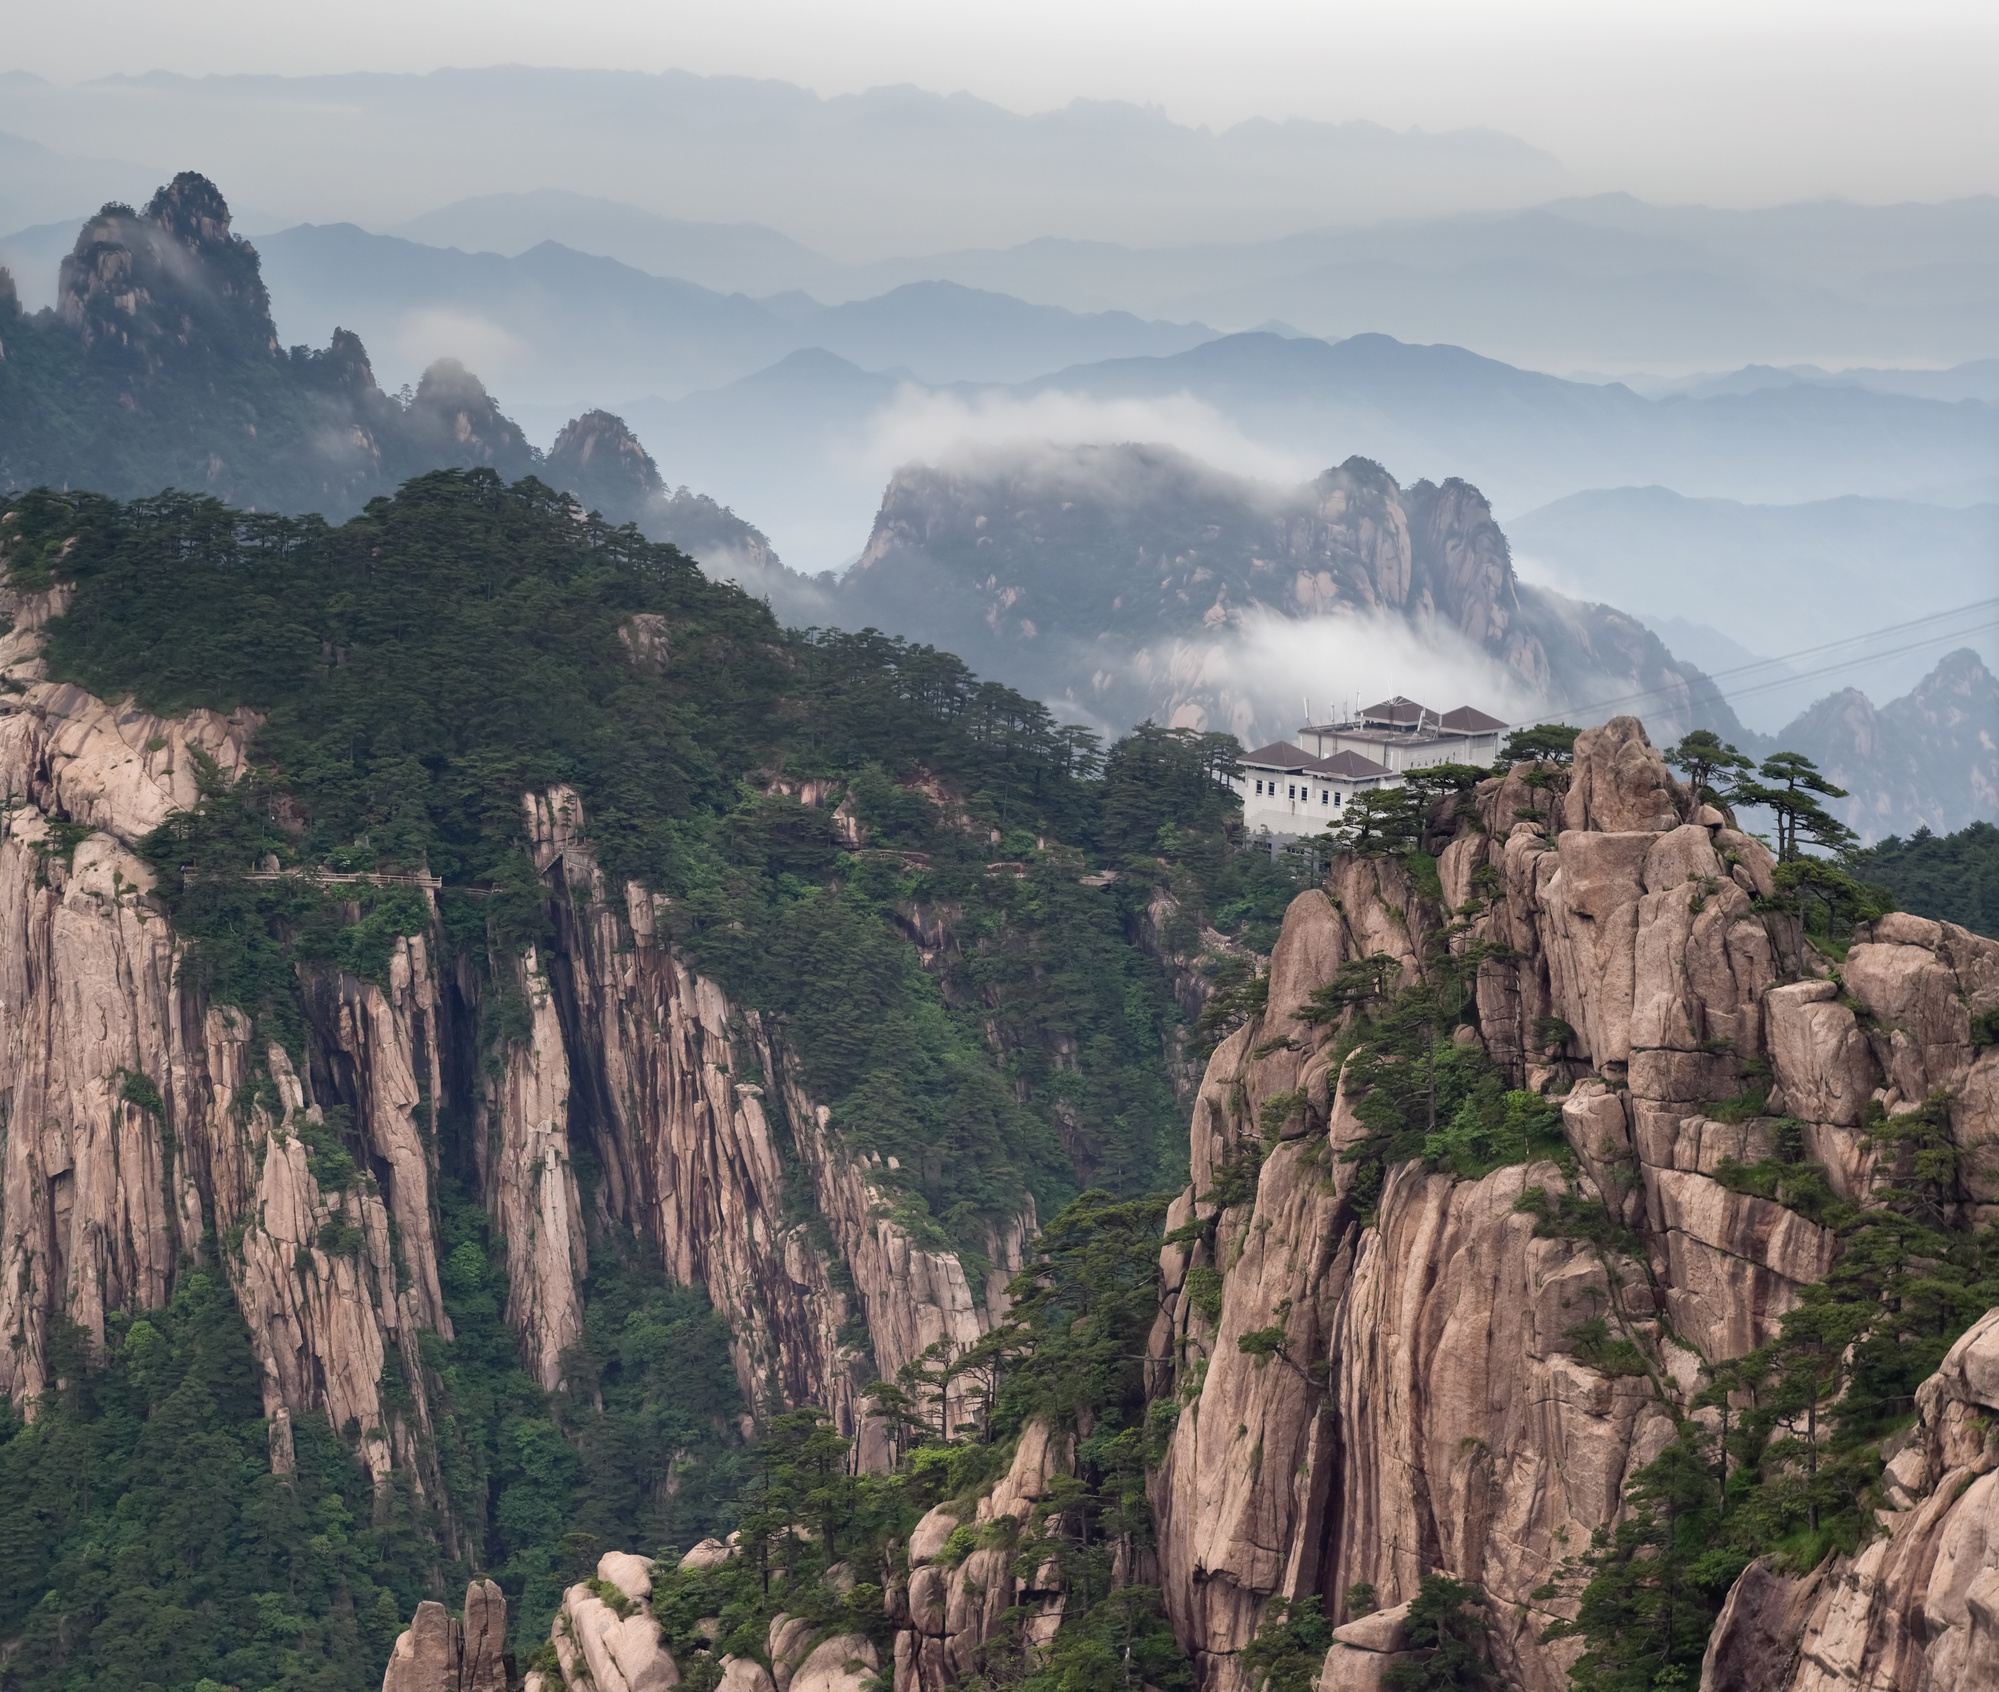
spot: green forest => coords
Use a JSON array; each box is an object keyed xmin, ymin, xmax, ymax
[
  {"xmin": 0, "ymin": 471, "xmax": 1311, "ymax": 1689},
  {"xmin": 1850, "ymin": 820, "xmax": 1999, "ymax": 937},
  {"xmin": 4, "ymin": 468, "xmax": 1993, "ymax": 1692}
]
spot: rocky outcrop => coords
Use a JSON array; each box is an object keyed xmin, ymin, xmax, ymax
[
  {"xmin": 518, "ymin": 783, "xmax": 1029, "ymax": 1463},
  {"xmin": 382, "ymin": 1580, "xmax": 510, "ymax": 1692},
  {"xmin": 1145, "ymin": 716, "xmax": 1999, "ymax": 1692},
  {"xmin": 1699, "ymin": 1310, "xmax": 1999, "ymax": 1691},
  {"xmin": 891, "ymin": 1421, "xmax": 1075, "ymax": 1692},
  {"xmin": 550, "ymin": 1560, "xmax": 678, "ymax": 1692},
  {"xmin": 0, "ymin": 569, "xmax": 1027, "ymax": 1499},
  {"xmin": 0, "ymin": 642, "xmax": 451, "ymax": 1488}
]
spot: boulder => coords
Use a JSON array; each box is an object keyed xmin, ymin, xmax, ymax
[
  {"xmin": 789, "ymin": 1633, "xmax": 878, "ymax": 1692},
  {"xmin": 600, "ymin": 1550, "xmax": 657, "ymax": 1604},
  {"xmin": 1332, "ymin": 1600, "xmax": 1411, "ymax": 1652},
  {"xmin": 680, "ymin": 1538, "xmax": 734, "ymax": 1571},
  {"xmin": 908, "ymin": 1504, "xmax": 961, "ymax": 1565},
  {"xmin": 719, "ymin": 1658, "xmax": 778, "ymax": 1692}
]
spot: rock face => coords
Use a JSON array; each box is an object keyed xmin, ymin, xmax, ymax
[
  {"xmin": 0, "ymin": 578, "xmax": 1025, "ymax": 1483},
  {"xmin": 889, "ymin": 1421, "xmax": 1075, "ymax": 1692},
  {"xmin": 1700, "ymin": 1310, "xmax": 1999, "ymax": 1691},
  {"xmin": 838, "ymin": 447, "xmax": 1734, "ymax": 748},
  {"xmin": 1145, "ymin": 716, "xmax": 1999, "ymax": 1692},
  {"xmin": 382, "ymin": 1580, "xmax": 510, "ymax": 1692},
  {"xmin": 0, "ymin": 612, "xmax": 451, "ymax": 1487}
]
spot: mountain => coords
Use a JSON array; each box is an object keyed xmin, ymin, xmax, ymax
[
  {"xmin": 0, "ymin": 123, "xmax": 150, "ymax": 236},
  {"xmin": 363, "ymin": 188, "xmax": 1999, "ymax": 372},
  {"xmin": 249, "ymin": 224, "xmax": 1215, "ymax": 408},
  {"xmin": 5, "ymin": 467, "xmax": 1995, "ymax": 1692},
  {"xmin": 543, "ymin": 407, "xmax": 823, "ymax": 610},
  {"xmin": 611, "ymin": 330, "xmax": 1999, "ymax": 572},
  {"xmin": 0, "ymin": 69, "xmax": 1564, "ymax": 254},
  {"xmin": 832, "ymin": 441, "xmax": 1739, "ymax": 747},
  {"xmin": 251, "ymin": 223, "xmax": 796, "ymax": 408},
  {"xmin": 389, "ymin": 188, "xmax": 844, "ymax": 297},
  {"xmin": 0, "ymin": 175, "xmax": 806, "ymax": 563},
  {"xmin": 1774, "ymin": 646, "xmax": 1999, "ymax": 842},
  {"xmin": 1507, "ymin": 487, "xmax": 1999, "ymax": 727},
  {"xmin": 0, "ymin": 174, "xmax": 555, "ymax": 513},
  {"xmin": 1012, "ymin": 332, "xmax": 1999, "ymax": 512}
]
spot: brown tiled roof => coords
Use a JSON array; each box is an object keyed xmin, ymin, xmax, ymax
[
  {"xmin": 1359, "ymin": 696, "xmax": 1430, "ymax": 725},
  {"xmin": 1311, "ymin": 750, "xmax": 1392, "ymax": 778},
  {"xmin": 1438, "ymin": 705, "xmax": 1507, "ymax": 732},
  {"xmin": 1239, "ymin": 740, "xmax": 1312, "ymax": 771}
]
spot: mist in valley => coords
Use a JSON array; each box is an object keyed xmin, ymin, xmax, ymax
[{"xmin": 1, "ymin": 2, "xmax": 1995, "ymax": 835}]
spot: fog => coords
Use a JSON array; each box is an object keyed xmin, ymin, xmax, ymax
[
  {"xmin": 2, "ymin": 4, "xmax": 1993, "ymax": 767},
  {"xmin": 6, "ymin": 4, "xmax": 1997, "ymax": 215}
]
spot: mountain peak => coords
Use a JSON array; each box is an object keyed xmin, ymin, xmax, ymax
[{"xmin": 57, "ymin": 171, "xmax": 276, "ymax": 370}]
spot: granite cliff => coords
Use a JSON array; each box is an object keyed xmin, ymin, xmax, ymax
[
  {"xmin": 481, "ymin": 719, "xmax": 1997, "ymax": 1692},
  {"xmin": 3, "ymin": 469, "xmax": 1994, "ymax": 1692}
]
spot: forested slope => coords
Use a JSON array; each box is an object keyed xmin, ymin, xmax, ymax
[{"xmin": 0, "ymin": 472, "xmax": 1304, "ymax": 1688}]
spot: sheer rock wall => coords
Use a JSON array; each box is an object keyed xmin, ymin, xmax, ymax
[
  {"xmin": 0, "ymin": 579, "xmax": 1022, "ymax": 1485},
  {"xmin": 1147, "ymin": 716, "xmax": 1999, "ymax": 1692}
]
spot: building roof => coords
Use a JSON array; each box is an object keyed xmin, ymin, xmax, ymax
[
  {"xmin": 1240, "ymin": 740, "xmax": 1312, "ymax": 771},
  {"xmin": 1438, "ymin": 704, "xmax": 1507, "ymax": 732},
  {"xmin": 1240, "ymin": 742, "xmax": 1390, "ymax": 780},
  {"xmin": 1313, "ymin": 749, "xmax": 1392, "ymax": 778},
  {"xmin": 1359, "ymin": 695, "xmax": 1431, "ymax": 726}
]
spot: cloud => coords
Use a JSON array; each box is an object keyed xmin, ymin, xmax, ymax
[
  {"xmin": 392, "ymin": 309, "xmax": 525, "ymax": 381},
  {"xmin": 848, "ymin": 383, "xmax": 1319, "ymax": 488},
  {"xmin": 1150, "ymin": 605, "xmax": 1543, "ymax": 746}
]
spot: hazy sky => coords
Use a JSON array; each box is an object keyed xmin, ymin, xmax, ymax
[{"xmin": 8, "ymin": 0, "xmax": 1998, "ymax": 208}]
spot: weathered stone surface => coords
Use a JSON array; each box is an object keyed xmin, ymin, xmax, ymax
[
  {"xmin": 1561, "ymin": 716, "xmax": 1684, "ymax": 834},
  {"xmin": 0, "ymin": 647, "xmax": 448, "ymax": 1484},
  {"xmin": 381, "ymin": 1582, "xmax": 508, "ymax": 1692},
  {"xmin": 1697, "ymin": 1558, "xmax": 1820, "ymax": 1692},
  {"xmin": 681, "ymin": 1538, "xmax": 734, "ymax": 1571},
  {"xmin": 789, "ymin": 1633, "xmax": 877, "ymax": 1692},
  {"xmin": 1317, "ymin": 1646, "xmax": 1421, "ymax": 1692},
  {"xmin": 909, "ymin": 1504, "xmax": 961, "ymax": 1564},
  {"xmin": 600, "ymin": 1551, "xmax": 657, "ymax": 1604},
  {"xmin": 1766, "ymin": 981, "xmax": 1876, "ymax": 1128},
  {"xmin": 1331, "ymin": 1602, "xmax": 1411, "ymax": 1652},
  {"xmin": 561, "ymin": 1582, "xmax": 678, "ymax": 1692}
]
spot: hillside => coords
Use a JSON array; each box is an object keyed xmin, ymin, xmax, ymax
[
  {"xmin": 1772, "ymin": 646, "xmax": 1999, "ymax": 841},
  {"xmin": 835, "ymin": 440, "xmax": 1740, "ymax": 748},
  {"xmin": 0, "ymin": 470, "xmax": 1326, "ymax": 1684},
  {"xmin": 5, "ymin": 476, "xmax": 1996, "ymax": 1692}
]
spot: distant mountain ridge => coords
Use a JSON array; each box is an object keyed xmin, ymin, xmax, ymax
[
  {"xmin": 326, "ymin": 183, "xmax": 1999, "ymax": 372},
  {"xmin": 248, "ymin": 223, "xmax": 1219, "ymax": 405},
  {"xmin": 827, "ymin": 441, "xmax": 1738, "ymax": 748},
  {"xmin": 614, "ymin": 328, "xmax": 1999, "ymax": 572},
  {"xmin": 1774, "ymin": 647, "xmax": 1999, "ymax": 842},
  {"xmin": 0, "ymin": 68, "xmax": 1563, "ymax": 254}
]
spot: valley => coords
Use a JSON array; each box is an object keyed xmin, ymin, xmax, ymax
[{"xmin": 0, "ymin": 29, "xmax": 1995, "ymax": 1685}]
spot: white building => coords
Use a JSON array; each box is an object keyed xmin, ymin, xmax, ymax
[{"xmin": 1233, "ymin": 696, "xmax": 1509, "ymax": 838}]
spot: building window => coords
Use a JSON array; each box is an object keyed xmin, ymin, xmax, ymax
[
  {"xmin": 1334, "ymin": 791, "xmax": 1342, "ymax": 806},
  {"xmin": 1255, "ymin": 779, "xmax": 1263, "ymax": 794},
  {"xmin": 1288, "ymin": 784, "xmax": 1296, "ymax": 799},
  {"xmin": 1321, "ymin": 790, "xmax": 1329, "ymax": 804}
]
